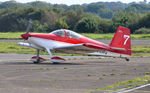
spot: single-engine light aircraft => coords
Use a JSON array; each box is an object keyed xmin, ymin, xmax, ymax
[{"xmin": 18, "ymin": 20, "xmax": 131, "ymax": 63}]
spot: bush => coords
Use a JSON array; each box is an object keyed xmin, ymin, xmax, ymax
[{"xmin": 134, "ymin": 27, "xmax": 150, "ymax": 34}]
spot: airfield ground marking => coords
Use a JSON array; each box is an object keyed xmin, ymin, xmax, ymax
[{"xmin": 116, "ymin": 83, "xmax": 150, "ymax": 93}]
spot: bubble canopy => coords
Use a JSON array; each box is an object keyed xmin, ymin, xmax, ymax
[{"xmin": 50, "ymin": 29, "xmax": 82, "ymax": 39}]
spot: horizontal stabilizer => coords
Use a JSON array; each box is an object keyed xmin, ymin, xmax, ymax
[
  {"xmin": 83, "ymin": 43, "xmax": 107, "ymax": 50},
  {"xmin": 110, "ymin": 47, "xmax": 127, "ymax": 51}
]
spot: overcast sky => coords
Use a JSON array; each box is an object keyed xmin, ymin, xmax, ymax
[{"xmin": 0, "ymin": 0, "xmax": 149, "ymax": 5}]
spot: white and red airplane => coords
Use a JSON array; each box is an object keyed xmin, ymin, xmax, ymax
[{"xmin": 18, "ymin": 20, "xmax": 131, "ymax": 63}]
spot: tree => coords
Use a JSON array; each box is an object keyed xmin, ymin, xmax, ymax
[
  {"xmin": 54, "ymin": 19, "xmax": 69, "ymax": 30},
  {"xmin": 0, "ymin": 1, "xmax": 27, "ymax": 8},
  {"xmin": 82, "ymin": 13, "xmax": 111, "ymax": 33},
  {"xmin": 84, "ymin": 4, "xmax": 106, "ymax": 13},
  {"xmin": 75, "ymin": 17, "xmax": 98, "ymax": 33},
  {"xmin": 65, "ymin": 9, "xmax": 83, "ymax": 30},
  {"xmin": 138, "ymin": 12, "xmax": 150, "ymax": 29},
  {"xmin": 98, "ymin": 18, "xmax": 112, "ymax": 33},
  {"xmin": 28, "ymin": 1, "xmax": 50, "ymax": 8},
  {"xmin": 98, "ymin": 8, "xmax": 113, "ymax": 19},
  {"xmin": 134, "ymin": 27, "xmax": 150, "ymax": 34},
  {"xmin": 111, "ymin": 12, "xmax": 141, "ymax": 33},
  {"xmin": 125, "ymin": 6, "xmax": 137, "ymax": 13},
  {"xmin": 31, "ymin": 20, "xmax": 42, "ymax": 32}
]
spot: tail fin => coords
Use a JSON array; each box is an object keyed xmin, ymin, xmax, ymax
[{"xmin": 109, "ymin": 26, "xmax": 131, "ymax": 56}]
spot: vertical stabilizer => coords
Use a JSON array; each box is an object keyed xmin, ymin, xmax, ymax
[{"xmin": 110, "ymin": 26, "xmax": 131, "ymax": 56}]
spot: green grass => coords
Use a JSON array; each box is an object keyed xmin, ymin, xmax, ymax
[
  {"xmin": 132, "ymin": 45, "xmax": 150, "ymax": 53},
  {"xmin": 110, "ymin": 73, "xmax": 116, "ymax": 76},
  {"xmin": 131, "ymin": 34, "xmax": 150, "ymax": 39},
  {"xmin": 132, "ymin": 53, "xmax": 150, "ymax": 57},
  {"xmin": 0, "ymin": 32, "xmax": 150, "ymax": 39},
  {"xmin": 120, "ymin": 73, "xmax": 129, "ymax": 75},
  {"xmin": 89, "ymin": 75, "xmax": 150, "ymax": 93},
  {"xmin": 0, "ymin": 32, "xmax": 24, "ymax": 39},
  {"xmin": 132, "ymin": 45, "xmax": 150, "ymax": 56},
  {"xmin": 0, "ymin": 42, "xmax": 35, "ymax": 54}
]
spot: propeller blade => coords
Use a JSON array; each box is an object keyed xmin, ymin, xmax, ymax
[{"xmin": 26, "ymin": 19, "xmax": 32, "ymax": 34}]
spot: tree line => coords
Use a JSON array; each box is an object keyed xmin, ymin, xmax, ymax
[{"xmin": 0, "ymin": 1, "xmax": 150, "ymax": 34}]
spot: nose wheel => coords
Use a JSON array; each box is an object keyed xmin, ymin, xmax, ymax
[
  {"xmin": 46, "ymin": 48, "xmax": 65, "ymax": 64},
  {"xmin": 51, "ymin": 56, "xmax": 65, "ymax": 64}
]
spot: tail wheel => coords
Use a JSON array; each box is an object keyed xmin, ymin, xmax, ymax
[{"xmin": 125, "ymin": 58, "xmax": 129, "ymax": 61}]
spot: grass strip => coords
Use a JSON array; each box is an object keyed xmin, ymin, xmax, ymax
[
  {"xmin": 89, "ymin": 75, "xmax": 150, "ymax": 93},
  {"xmin": 0, "ymin": 32, "xmax": 150, "ymax": 39},
  {"xmin": 0, "ymin": 32, "xmax": 24, "ymax": 39}
]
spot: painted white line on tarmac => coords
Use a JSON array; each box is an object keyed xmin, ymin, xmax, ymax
[{"xmin": 116, "ymin": 83, "xmax": 150, "ymax": 93}]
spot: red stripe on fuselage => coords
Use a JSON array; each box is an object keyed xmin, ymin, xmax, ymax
[{"xmin": 28, "ymin": 33, "xmax": 108, "ymax": 46}]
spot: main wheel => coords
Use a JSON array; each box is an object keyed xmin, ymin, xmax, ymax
[
  {"xmin": 31, "ymin": 56, "xmax": 46, "ymax": 63},
  {"xmin": 33, "ymin": 59, "xmax": 40, "ymax": 64}
]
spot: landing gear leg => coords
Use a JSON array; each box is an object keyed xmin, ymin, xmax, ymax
[
  {"xmin": 31, "ymin": 49, "xmax": 46, "ymax": 63},
  {"xmin": 46, "ymin": 48, "xmax": 65, "ymax": 63},
  {"xmin": 34, "ymin": 49, "xmax": 40, "ymax": 64},
  {"xmin": 46, "ymin": 48, "xmax": 53, "ymax": 58}
]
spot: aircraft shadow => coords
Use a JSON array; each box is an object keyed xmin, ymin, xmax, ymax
[{"xmin": 3, "ymin": 61, "xmax": 84, "ymax": 66}]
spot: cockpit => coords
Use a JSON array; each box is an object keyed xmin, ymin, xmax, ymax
[
  {"xmin": 50, "ymin": 29, "xmax": 82, "ymax": 39},
  {"xmin": 51, "ymin": 29, "xmax": 66, "ymax": 37}
]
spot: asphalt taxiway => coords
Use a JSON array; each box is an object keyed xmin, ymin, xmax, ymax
[{"xmin": 0, "ymin": 53, "xmax": 150, "ymax": 93}]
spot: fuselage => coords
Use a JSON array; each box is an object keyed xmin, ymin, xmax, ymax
[
  {"xmin": 19, "ymin": 26, "xmax": 131, "ymax": 62},
  {"xmin": 22, "ymin": 29, "xmax": 110, "ymax": 50},
  {"xmin": 21, "ymin": 29, "xmax": 130, "ymax": 57}
]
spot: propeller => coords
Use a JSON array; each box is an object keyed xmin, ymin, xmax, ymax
[
  {"xmin": 21, "ymin": 19, "xmax": 32, "ymax": 40},
  {"xmin": 26, "ymin": 19, "xmax": 32, "ymax": 34}
]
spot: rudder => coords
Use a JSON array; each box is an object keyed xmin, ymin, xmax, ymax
[{"xmin": 109, "ymin": 26, "xmax": 131, "ymax": 56}]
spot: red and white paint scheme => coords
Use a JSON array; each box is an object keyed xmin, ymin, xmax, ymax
[
  {"xmin": 18, "ymin": 20, "xmax": 131, "ymax": 63},
  {"xmin": 31, "ymin": 56, "xmax": 46, "ymax": 63}
]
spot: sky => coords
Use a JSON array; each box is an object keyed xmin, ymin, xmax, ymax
[{"xmin": 0, "ymin": 0, "xmax": 149, "ymax": 5}]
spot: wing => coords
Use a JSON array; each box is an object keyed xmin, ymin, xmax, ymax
[{"xmin": 53, "ymin": 44, "xmax": 84, "ymax": 49}]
